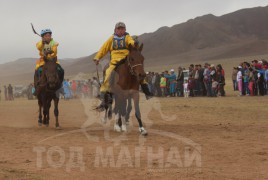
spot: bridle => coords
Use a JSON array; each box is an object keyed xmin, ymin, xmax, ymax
[
  {"xmin": 127, "ymin": 55, "xmax": 143, "ymax": 76},
  {"xmin": 42, "ymin": 66, "xmax": 61, "ymax": 93}
]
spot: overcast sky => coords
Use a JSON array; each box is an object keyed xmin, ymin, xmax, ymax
[{"xmin": 0, "ymin": 0, "xmax": 268, "ymax": 64}]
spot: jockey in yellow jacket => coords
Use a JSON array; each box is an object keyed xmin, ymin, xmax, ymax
[
  {"xmin": 93, "ymin": 22, "xmax": 152, "ymax": 111},
  {"xmin": 33, "ymin": 29, "xmax": 64, "ymax": 95}
]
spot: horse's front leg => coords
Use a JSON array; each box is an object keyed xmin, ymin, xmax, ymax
[
  {"xmin": 47, "ymin": 99, "xmax": 52, "ymax": 126},
  {"xmin": 113, "ymin": 95, "xmax": 121, "ymax": 132},
  {"xmin": 41, "ymin": 94, "xmax": 48, "ymax": 126},
  {"xmin": 125, "ymin": 97, "xmax": 132, "ymax": 125},
  {"xmin": 38, "ymin": 99, "xmax": 42, "ymax": 126},
  {"xmin": 119, "ymin": 97, "xmax": 127, "ymax": 132},
  {"xmin": 133, "ymin": 92, "xmax": 147, "ymax": 136},
  {"xmin": 53, "ymin": 97, "xmax": 60, "ymax": 129}
]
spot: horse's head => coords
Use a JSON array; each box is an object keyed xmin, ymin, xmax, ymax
[
  {"xmin": 43, "ymin": 57, "xmax": 60, "ymax": 90},
  {"xmin": 128, "ymin": 43, "xmax": 146, "ymax": 81}
]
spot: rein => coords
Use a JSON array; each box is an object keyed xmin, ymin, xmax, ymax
[{"xmin": 127, "ymin": 55, "xmax": 143, "ymax": 76}]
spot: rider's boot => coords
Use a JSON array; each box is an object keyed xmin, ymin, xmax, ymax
[{"xmin": 95, "ymin": 92, "xmax": 108, "ymax": 112}]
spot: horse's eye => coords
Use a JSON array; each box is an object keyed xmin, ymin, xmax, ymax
[{"xmin": 131, "ymin": 58, "xmax": 134, "ymax": 61}]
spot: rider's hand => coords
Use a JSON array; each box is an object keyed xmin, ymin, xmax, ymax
[
  {"xmin": 47, "ymin": 50, "xmax": 54, "ymax": 54},
  {"xmin": 94, "ymin": 59, "xmax": 99, "ymax": 65}
]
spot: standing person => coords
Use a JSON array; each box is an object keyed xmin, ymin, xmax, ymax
[
  {"xmin": 257, "ymin": 67, "xmax": 265, "ymax": 96},
  {"xmin": 207, "ymin": 65, "xmax": 216, "ymax": 97},
  {"xmin": 188, "ymin": 75, "xmax": 195, "ymax": 97},
  {"xmin": 189, "ymin": 64, "xmax": 194, "ymax": 78},
  {"xmin": 77, "ymin": 81, "xmax": 82, "ymax": 98},
  {"xmin": 155, "ymin": 73, "xmax": 161, "ymax": 97},
  {"xmin": 177, "ymin": 67, "xmax": 184, "ymax": 97},
  {"xmin": 237, "ymin": 66, "xmax": 243, "ymax": 96},
  {"xmin": 183, "ymin": 80, "xmax": 189, "ymax": 98},
  {"xmin": 203, "ymin": 63, "xmax": 210, "ymax": 96},
  {"xmin": 71, "ymin": 80, "xmax": 77, "ymax": 98},
  {"xmin": 164, "ymin": 70, "xmax": 170, "ymax": 96},
  {"xmin": 4, "ymin": 86, "xmax": 8, "ymax": 101},
  {"xmin": 194, "ymin": 65, "xmax": 200, "ymax": 96},
  {"xmin": 164, "ymin": 69, "xmax": 177, "ymax": 97},
  {"xmin": 82, "ymin": 83, "xmax": 89, "ymax": 98},
  {"xmin": 198, "ymin": 64, "xmax": 205, "ymax": 96},
  {"xmin": 264, "ymin": 65, "xmax": 268, "ymax": 94},
  {"xmin": 160, "ymin": 74, "xmax": 167, "ymax": 97},
  {"xmin": 88, "ymin": 79, "xmax": 93, "ymax": 98},
  {"xmin": 232, "ymin": 67, "xmax": 238, "ymax": 91},
  {"xmin": 243, "ymin": 64, "xmax": 250, "ymax": 95},
  {"xmin": 151, "ymin": 72, "xmax": 156, "ymax": 96},
  {"xmin": 92, "ymin": 77, "xmax": 100, "ymax": 98},
  {"xmin": 8, "ymin": 84, "xmax": 14, "ymax": 101},
  {"xmin": 212, "ymin": 78, "xmax": 219, "ymax": 97},
  {"xmin": 63, "ymin": 79, "xmax": 72, "ymax": 99},
  {"xmin": 248, "ymin": 68, "xmax": 255, "ymax": 96},
  {"xmin": 216, "ymin": 64, "xmax": 225, "ymax": 96}
]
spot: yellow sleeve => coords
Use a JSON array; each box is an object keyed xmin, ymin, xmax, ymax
[
  {"xmin": 94, "ymin": 36, "xmax": 113, "ymax": 61},
  {"xmin": 36, "ymin": 41, "xmax": 44, "ymax": 57},
  {"xmin": 126, "ymin": 35, "xmax": 135, "ymax": 47},
  {"xmin": 50, "ymin": 43, "xmax": 59, "ymax": 58}
]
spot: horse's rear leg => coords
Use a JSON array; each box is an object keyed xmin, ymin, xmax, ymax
[
  {"xmin": 47, "ymin": 100, "xmax": 51, "ymax": 126},
  {"xmin": 133, "ymin": 92, "xmax": 147, "ymax": 136},
  {"xmin": 38, "ymin": 104, "xmax": 42, "ymax": 126},
  {"xmin": 53, "ymin": 97, "xmax": 61, "ymax": 129},
  {"xmin": 119, "ymin": 98, "xmax": 127, "ymax": 132},
  {"xmin": 40, "ymin": 94, "xmax": 48, "ymax": 126},
  {"xmin": 113, "ymin": 96, "xmax": 121, "ymax": 132},
  {"xmin": 126, "ymin": 97, "xmax": 132, "ymax": 125},
  {"xmin": 108, "ymin": 93, "xmax": 113, "ymax": 120}
]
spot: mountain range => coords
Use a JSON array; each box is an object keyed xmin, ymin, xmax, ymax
[{"xmin": 1, "ymin": 5, "xmax": 268, "ymax": 84}]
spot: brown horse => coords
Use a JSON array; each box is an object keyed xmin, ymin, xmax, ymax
[
  {"xmin": 108, "ymin": 44, "xmax": 148, "ymax": 136},
  {"xmin": 37, "ymin": 57, "xmax": 62, "ymax": 129}
]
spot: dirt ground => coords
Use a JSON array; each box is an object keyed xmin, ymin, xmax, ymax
[{"xmin": 0, "ymin": 87, "xmax": 268, "ymax": 180}]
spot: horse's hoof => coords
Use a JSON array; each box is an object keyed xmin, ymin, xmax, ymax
[
  {"xmin": 38, "ymin": 123, "xmax": 42, "ymax": 127},
  {"xmin": 108, "ymin": 111, "xmax": 112, "ymax": 120},
  {"xmin": 102, "ymin": 117, "xmax": 108, "ymax": 124},
  {"xmin": 114, "ymin": 124, "xmax": 121, "ymax": 132},
  {"xmin": 56, "ymin": 126, "xmax": 62, "ymax": 130},
  {"xmin": 121, "ymin": 125, "xmax": 127, "ymax": 132},
  {"xmin": 139, "ymin": 127, "xmax": 148, "ymax": 136}
]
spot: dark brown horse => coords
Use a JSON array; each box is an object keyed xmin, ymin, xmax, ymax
[
  {"xmin": 108, "ymin": 44, "xmax": 148, "ymax": 136},
  {"xmin": 37, "ymin": 57, "xmax": 62, "ymax": 129}
]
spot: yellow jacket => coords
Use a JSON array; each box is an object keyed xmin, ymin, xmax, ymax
[
  {"xmin": 94, "ymin": 33, "xmax": 135, "ymax": 62},
  {"xmin": 36, "ymin": 39, "xmax": 59, "ymax": 60},
  {"xmin": 35, "ymin": 39, "xmax": 60, "ymax": 69}
]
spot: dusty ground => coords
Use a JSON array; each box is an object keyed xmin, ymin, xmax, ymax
[{"xmin": 0, "ymin": 85, "xmax": 268, "ymax": 180}]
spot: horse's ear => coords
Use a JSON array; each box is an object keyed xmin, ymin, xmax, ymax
[{"xmin": 139, "ymin": 43, "xmax": 144, "ymax": 52}]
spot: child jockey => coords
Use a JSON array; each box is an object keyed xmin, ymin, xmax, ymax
[
  {"xmin": 34, "ymin": 29, "xmax": 64, "ymax": 95},
  {"xmin": 93, "ymin": 22, "xmax": 152, "ymax": 111}
]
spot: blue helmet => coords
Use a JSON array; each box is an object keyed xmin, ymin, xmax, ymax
[{"xmin": 40, "ymin": 29, "xmax": 52, "ymax": 37}]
